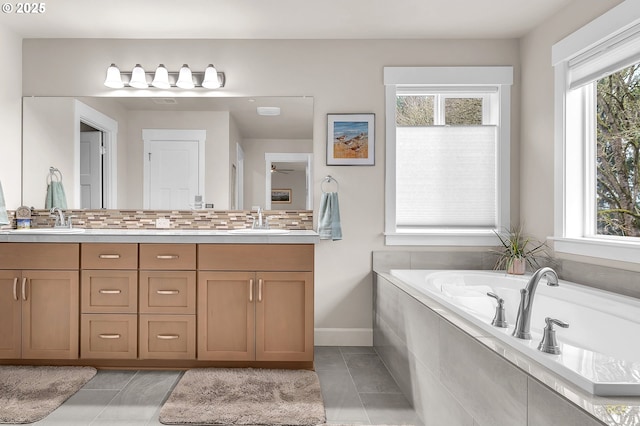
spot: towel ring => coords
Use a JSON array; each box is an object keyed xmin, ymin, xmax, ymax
[
  {"xmin": 47, "ymin": 167, "xmax": 63, "ymax": 184},
  {"xmin": 321, "ymin": 175, "xmax": 339, "ymax": 193}
]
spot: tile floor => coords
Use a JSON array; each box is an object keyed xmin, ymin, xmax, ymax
[{"xmin": 19, "ymin": 347, "xmax": 422, "ymax": 426}]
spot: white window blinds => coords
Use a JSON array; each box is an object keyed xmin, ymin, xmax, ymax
[{"xmin": 396, "ymin": 126, "xmax": 497, "ymax": 228}]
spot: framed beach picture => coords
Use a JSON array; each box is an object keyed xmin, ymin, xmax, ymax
[
  {"xmin": 327, "ymin": 113, "xmax": 375, "ymax": 166},
  {"xmin": 271, "ymin": 189, "xmax": 292, "ymax": 204}
]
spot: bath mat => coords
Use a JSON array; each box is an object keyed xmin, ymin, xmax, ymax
[
  {"xmin": 159, "ymin": 368, "xmax": 326, "ymax": 425},
  {"xmin": 0, "ymin": 365, "xmax": 97, "ymax": 424}
]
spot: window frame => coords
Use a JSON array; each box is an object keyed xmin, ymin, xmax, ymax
[
  {"xmin": 384, "ymin": 66, "xmax": 513, "ymax": 246},
  {"xmin": 552, "ymin": 1, "xmax": 640, "ymax": 264}
]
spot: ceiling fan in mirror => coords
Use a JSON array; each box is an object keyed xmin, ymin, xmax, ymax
[{"xmin": 271, "ymin": 164, "xmax": 294, "ymax": 174}]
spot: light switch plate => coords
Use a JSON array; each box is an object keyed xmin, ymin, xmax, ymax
[{"xmin": 155, "ymin": 218, "xmax": 171, "ymax": 228}]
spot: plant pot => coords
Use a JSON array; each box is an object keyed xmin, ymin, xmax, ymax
[{"xmin": 507, "ymin": 258, "xmax": 526, "ymax": 275}]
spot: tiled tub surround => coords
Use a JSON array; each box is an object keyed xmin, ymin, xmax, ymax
[
  {"xmin": 372, "ymin": 255, "xmax": 640, "ymax": 426},
  {"xmin": 0, "ymin": 209, "xmax": 313, "ymax": 231},
  {"xmin": 389, "ymin": 269, "xmax": 640, "ymax": 397}
]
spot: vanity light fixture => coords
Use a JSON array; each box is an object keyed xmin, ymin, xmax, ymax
[
  {"xmin": 151, "ymin": 64, "xmax": 170, "ymax": 89},
  {"xmin": 176, "ymin": 64, "xmax": 195, "ymax": 89},
  {"xmin": 104, "ymin": 64, "xmax": 125, "ymax": 89},
  {"xmin": 103, "ymin": 63, "xmax": 226, "ymax": 89},
  {"xmin": 129, "ymin": 64, "xmax": 149, "ymax": 88}
]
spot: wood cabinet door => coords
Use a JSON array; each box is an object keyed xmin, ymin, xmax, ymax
[
  {"xmin": 0, "ymin": 271, "xmax": 21, "ymax": 359},
  {"xmin": 255, "ymin": 271, "xmax": 314, "ymax": 362},
  {"xmin": 197, "ymin": 271, "xmax": 255, "ymax": 361},
  {"xmin": 22, "ymin": 270, "xmax": 79, "ymax": 359}
]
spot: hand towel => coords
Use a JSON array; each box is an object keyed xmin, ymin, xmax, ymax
[
  {"xmin": 0, "ymin": 180, "xmax": 8, "ymax": 225},
  {"xmin": 45, "ymin": 181, "xmax": 68, "ymax": 210},
  {"xmin": 318, "ymin": 192, "xmax": 342, "ymax": 241}
]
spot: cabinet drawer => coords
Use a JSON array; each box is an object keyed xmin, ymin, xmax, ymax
[
  {"xmin": 198, "ymin": 244, "xmax": 314, "ymax": 271},
  {"xmin": 139, "ymin": 314, "xmax": 195, "ymax": 359},
  {"xmin": 81, "ymin": 244, "xmax": 138, "ymax": 270},
  {"xmin": 81, "ymin": 314, "xmax": 137, "ymax": 359},
  {"xmin": 140, "ymin": 244, "xmax": 196, "ymax": 270},
  {"xmin": 139, "ymin": 271, "xmax": 196, "ymax": 314},
  {"xmin": 81, "ymin": 270, "xmax": 138, "ymax": 313},
  {"xmin": 0, "ymin": 243, "xmax": 79, "ymax": 269}
]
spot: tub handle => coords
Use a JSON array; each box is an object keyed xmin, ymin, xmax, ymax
[
  {"xmin": 486, "ymin": 292, "xmax": 508, "ymax": 328},
  {"xmin": 538, "ymin": 317, "xmax": 569, "ymax": 355}
]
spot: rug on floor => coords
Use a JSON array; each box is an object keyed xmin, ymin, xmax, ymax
[
  {"xmin": 0, "ymin": 365, "xmax": 97, "ymax": 424},
  {"xmin": 159, "ymin": 368, "xmax": 326, "ymax": 425}
]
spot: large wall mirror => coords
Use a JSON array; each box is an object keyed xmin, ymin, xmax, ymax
[{"xmin": 21, "ymin": 96, "xmax": 314, "ymax": 211}]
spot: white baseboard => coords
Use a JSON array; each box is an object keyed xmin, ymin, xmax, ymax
[{"xmin": 314, "ymin": 328, "xmax": 373, "ymax": 346}]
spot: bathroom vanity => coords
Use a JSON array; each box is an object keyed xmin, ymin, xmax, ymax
[{"xmin": 0, "ymin": 230, "xmax": 317, "ymax": 369}]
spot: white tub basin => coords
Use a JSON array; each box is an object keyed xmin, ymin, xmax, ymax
[
  {"xmin": 10, "ymin": 228, "xmax": 86, "ymax": 234},
  {"xmin": 227, "ymin": 229, "xmax": 290, "ymax": 235}
]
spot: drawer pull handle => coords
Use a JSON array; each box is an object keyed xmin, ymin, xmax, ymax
[
  {"xmin": 99, "ymin": 254, "xmax": 121, "ymax": 259},
  {"xmin": 249, "ymin": 279, "xmax": 254, "ymax": 302},
  {"xmin": 22, "ymin": 277, "xmax": 27, "ymax": 301},
  {"xmin": 13, "ymin": 277, "xmax": 18, "ymax": 301},
  {"xmin": 99, "ymin": 289, "xmax": 122, "ymax": 294},
  {"xmin": 99, "ymin": 334, "xmax": 121, "ymax": 339},
  {"xmin": 156, "ymin": 255, "xmax": 179, "ymax": 260},
  {"xmin": 258, "ymin": 278, "xmax": 263, "ymax": 302},
  {"xmin": 157, "ymin": 334, "xmax": 179, "ymax": 340},
  {"xmin": 157, "ymin": 290, "xmax": 179, "ymax": 295}
]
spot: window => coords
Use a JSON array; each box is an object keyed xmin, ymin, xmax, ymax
[
  {"xmin": 384, "ymin": 67, "xmax": 513, "ymax": 246},
  {"xmin": 553, "ymin": 1, "xmax": 640, "ymax": 263}
]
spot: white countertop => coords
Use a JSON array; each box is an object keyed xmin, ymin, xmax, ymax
[{"xmin": 0, "ymin": 229, "xmax": 320, "ymax": 244}]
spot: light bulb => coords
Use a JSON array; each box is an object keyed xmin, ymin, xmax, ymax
[
  {"xmin": 151, "ymin": 64, "xmax": 170, "ymax": 89},
  {"xmin": 202, "ymin": 64, "xmax": 220, "ymax": 89},
  {"xmin": 129, "ymin": 64, "xmax": 148, "ymax": 88},
  {"xmin": 176, "ymin": 64, "xmax": 194, "ymax": 89},
  {"xmin": 104, "ymin": 63, "xmax": 124, "ymax": 88}
]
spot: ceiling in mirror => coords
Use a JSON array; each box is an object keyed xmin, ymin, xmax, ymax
[{"xmin": 106, "ymin": 96, "xmax": 313, "ymax": 139}]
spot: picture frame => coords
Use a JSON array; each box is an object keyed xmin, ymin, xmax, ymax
[
  {"xmin": 327, "ymin": 113, "xmax": 375, "ymax": 166},
  {"xmin": 271, "ymin": 188, "xmax": 292, "ymax": 204}
]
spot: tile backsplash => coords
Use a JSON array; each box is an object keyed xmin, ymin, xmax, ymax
[{"xmin": 1, "ymin": 209, "xmax": 313, "ymax": 231}]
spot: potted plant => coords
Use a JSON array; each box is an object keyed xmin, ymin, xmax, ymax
[{"xmin": 492, "ymin": 226, "xmax": 550, "ymax": 275}]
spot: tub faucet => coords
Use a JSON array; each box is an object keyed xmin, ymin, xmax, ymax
[{"xmin": 512, "ymin": 267, "xmax": 559, "ymax": 339}]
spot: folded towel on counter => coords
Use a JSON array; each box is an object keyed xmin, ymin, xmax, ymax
[
  {"xmin": 0, "ymin": 180, "xmax": 8, "ymax": 225},
  {"xmin": 45, "ymin": 181, "xmax": 67, "ymax": 210},
  {"xmin": 318, "ymin": 192, "xmax": 342, "ymax": 241}
]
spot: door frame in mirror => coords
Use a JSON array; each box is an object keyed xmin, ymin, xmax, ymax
[
  {"xmin": 265, "ymin": 152, "xmax": 313, "ymax": 210},
  {"xmin": 75, "ymin": 100, "xmax": 118, "ymax": 208}
]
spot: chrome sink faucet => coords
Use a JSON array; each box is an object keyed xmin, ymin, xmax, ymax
[
  {"xmin": 50, "ymin": 207, "xmax": 72, "ymax": 228},
  {"xmin": 252, "ymin": 207, "xmax": 269, "ymax": 229},
  {"xmin": 512, "ymin": 267, "xmax": 559, "ymax": 339}
]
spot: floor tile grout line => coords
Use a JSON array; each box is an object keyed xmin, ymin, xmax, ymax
[
  {"xmin": 89, "ymin": 370, "xmax": 140, "ymax": 425},
  {"xmin": 340, "ymin": 348, "xmax": 373, "ymax": 426}
]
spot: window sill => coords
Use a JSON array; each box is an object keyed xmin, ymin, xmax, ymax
[
  {"xmin": 552, "ymin": 237, "xmax": 640, "ymax": 264},
  {"xmin": 385, "ymin": 231, "xmax": 500, "ymax": 246}
]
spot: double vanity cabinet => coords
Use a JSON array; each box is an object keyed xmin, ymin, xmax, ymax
[{"xmin": 0, "ymin": 238, "xmax": 315, "ymax": 368}]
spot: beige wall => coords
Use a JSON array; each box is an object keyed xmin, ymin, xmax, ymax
[
  {"xmin": 519, "ymin": 0, "xmax": 628, "ymax": 269},
  {"xmin": 0, "ymin": 25, "xmax": 22, "ymax": 208}
]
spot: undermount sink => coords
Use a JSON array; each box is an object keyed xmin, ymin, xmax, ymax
[
  {"xmin": 10, "ymin": 228, "xmax": 86, "ymax": 234},
  {"xmin": 227, "ymin": 229, "xmax": 291, "ymax": 235}
]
